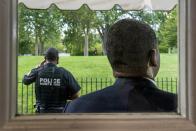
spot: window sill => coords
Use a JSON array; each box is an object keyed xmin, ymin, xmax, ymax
[{"xmin": 3, "ymin": 113, "xmax": 196, "ymax": 131}]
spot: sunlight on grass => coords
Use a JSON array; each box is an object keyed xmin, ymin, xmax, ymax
[{"xmin": 18, "ymin": 54, "xmax": 178, "ymax": 81}]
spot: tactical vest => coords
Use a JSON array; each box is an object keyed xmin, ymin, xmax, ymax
[{"xmin": 35, "ymin": 66, "xmax": 67, "ymax": 108}]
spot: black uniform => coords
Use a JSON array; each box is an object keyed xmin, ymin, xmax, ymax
[{"xmin": 23, "ymin": 63, "xmax": 80, "ymax": 113}]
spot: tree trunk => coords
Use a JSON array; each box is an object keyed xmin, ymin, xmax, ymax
[
  {"xmin": 34, "ymin": 14, "xmax": 40, "ymax": 56},
  {"xmin": 40, "ymin": 40, "xmax": 44, "ymax": 55},
  {"xmin": 97, "ymin": 27, "xmax": 108, "ymax": 55},
  {"xmin": 35, "ymin": 35, "xmax": 39, "ymax": 56},
  {"xmin": 84, "ymin": 31, "xmax": 89, "ymax": 56},
  {"xmin": 38, "ymin": 42, "xmax": 41, "ymax": 55},
  {"xmin": 102, "ymin": 30, "xmax": 107, "ymax": 55},
  {"xmin": 168, "ymin": 47, "xmax": 172, "ymax": 54}
]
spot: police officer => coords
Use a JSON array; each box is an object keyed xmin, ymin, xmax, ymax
[{"xmin": 23, "ymin": 48, "xmax": 81, "ymax": 113}]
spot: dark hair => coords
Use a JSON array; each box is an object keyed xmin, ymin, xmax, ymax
[
  {"xmin": 44, "ymin": 48, "xmax": 59, "ymax": 61},
  {"xmin": 106, "ymin": 19, "xmax": 157, "ymax": 73}
]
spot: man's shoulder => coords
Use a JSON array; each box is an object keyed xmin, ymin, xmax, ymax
[
  {"xmin": 146, "ymin": 86, "xmax": 176, "ymax": 99},
  {"xmin": 144, "ymin": 86, "xmax": 177, "ymax": 111},
  {"xmin": 141, "ymin": 78, "xmax": 176, "ymax": 98},
  {"xmin": 66, "ymin": 86, "xmax": 115, "ymax": 113},
  {"xmin": 66, "ymin": 78, "xmax": 177, "ymax": 112}
]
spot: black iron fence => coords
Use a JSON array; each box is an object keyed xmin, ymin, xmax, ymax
[{"xmin": 17, "ymin": 77, "xmax": 177, "ymax": 114}]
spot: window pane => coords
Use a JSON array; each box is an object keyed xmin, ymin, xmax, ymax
[{"xmin": 17, "ymin": 4, "xmax": 178, "ymax": 114}]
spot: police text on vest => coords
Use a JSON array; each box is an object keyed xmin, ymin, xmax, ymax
[{"xmin": 40, "ymin": 78, "xmax": 61, "ymax": 86}]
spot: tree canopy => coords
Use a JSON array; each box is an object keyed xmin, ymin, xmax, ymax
[
  {"xmin": 18, "ymin": 5, "xmax": 177, "ymax": 55},
  {"xmin": 157, "ymin": 8, "xmax": 177, "ymax": 53}
]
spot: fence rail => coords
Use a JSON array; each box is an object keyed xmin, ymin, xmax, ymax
[{"xmin": 17, "ymin": 77, "xmax": 177, "ymax": 114}]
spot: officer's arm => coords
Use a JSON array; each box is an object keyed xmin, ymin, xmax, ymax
[
  {"xmin": 65, "ymin": 71, "xmax": 81, "ymax": 100},
  {"xmin": 23, "ymin": 68, "xmax": 37, "ymax": 85}
]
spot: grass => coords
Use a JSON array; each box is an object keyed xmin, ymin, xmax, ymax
[
  {"xmin": 157, "ymin": 54, "xmax": 178, "ymax": 78},
  {"xmin": 18, "ymin": 53, "xmax": 178, "ymax": 81},
  {"xmin": 18, "ymin": 56, "xmax": 112, "ymax": 81},
  {"xmin": 17, "ymin": 54, "xmax": 178, "ymax": 114}
]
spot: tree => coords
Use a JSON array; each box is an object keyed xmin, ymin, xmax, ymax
[
  {"xmin": 18, "ymin": 4, "xmax": 34, "ymax": 55},
  {"xmin": 94, "ymin": 7, "xmax": 124, "ymax": 54},
  {"xmin": 62, "ymin": 5, "xmax": 96, "ymax": 56},
  {"xmin": 158, "ymin": 8, "xmax": 177, "ymax": 53},
  {"xmin": 19, "ymin": 4, "xmax": 176, "ymax": 56},
  {"xmin": 94, "ymin": 8, "xmax": 168, "ymax": 54},
  {"xmin": 18, "ymin": 4, "xmax": 63, "ymax": 55},
  {"xmin": 126, "ymin": 9, "xmax": 177, "ymax": 53},
  {"xmin": 126, "ymin": 10, "xmax": 168, "ymax": 31}
]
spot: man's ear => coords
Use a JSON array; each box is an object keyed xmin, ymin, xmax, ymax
[{"xmin": 149, "ymin": 49, "xmax": 158, "ymax": 67}]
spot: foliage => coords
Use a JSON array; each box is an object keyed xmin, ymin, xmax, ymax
[
  {"xmin": 18, "ymin": 5, "xmax": 177, "ymax": 55},
  {"xmin": 18, "ymin": 4, "xmax": 63, "ymax": 55},
  {"xmin": 158, "ymin": 8, "xmax": 177, "ymax": 53},
  {"xmin": 94, "ymin": 6, "xmax": 125, "ymax": 54},
  {"xmin": 62, "ymin": 5, "xmax": 96, "ymax": 56},
  {"xmin": 89, "ymin": 42, "xmax": 103, "ymax": 56},
  {"xmin": 126, "ymin": 10, "xmax": 168, "ymax": 31},
  {"xmin": 159, "ymin": 44, "xmax": 168, "ymax": 53},
  {"xmin": 18, "ymin": 4, "xmax": 34, "ymax": 54}
]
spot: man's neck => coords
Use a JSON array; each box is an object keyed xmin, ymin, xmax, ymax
[
  {"xmin": 46, "ymin": 60, "xmax": 57, "ymax": 65},
  {"xmin": 143, "ymin": 77, "xmax": 156, "ymax": 85},
  {"xmin": 113, "ymin": 71, "xmax": 148, "ymax": 78},
  {"xmin": 114, "ymin": 71, "xmax": 156, "ymax": 85}
]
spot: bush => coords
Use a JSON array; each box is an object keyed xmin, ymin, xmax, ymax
[
  {"xmin": 71, "ymin": 51, "xmax": 83, "ymax": 56},
  {"xmin": 159, "ymin": 45, "xmax": 168, "ymax": 53},
  {"xmin": 89, "ymin": 42, "xmax": 103, "ymax": 56}
]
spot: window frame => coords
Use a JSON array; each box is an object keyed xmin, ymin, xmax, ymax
[{"xmin": 0, "ymin": 0, "xmax": 196, "ymax": 130}]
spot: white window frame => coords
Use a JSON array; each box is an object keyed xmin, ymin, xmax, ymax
[{"xmin": 0, "ymin": 0, "xmax": 196, "ymax": 130}]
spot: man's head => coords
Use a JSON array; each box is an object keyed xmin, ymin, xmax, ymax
[
  {"xmin": 106, "ymin": 19, "xmax": 160, "ymax": 79},
  {"xmin": 44, "ymin": 48, "xmax": 59, "ymax": 64}
]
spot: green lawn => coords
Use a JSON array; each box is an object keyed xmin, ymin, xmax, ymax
[
  {"xmin": 17, "ymin": 54, "xmax": 178, "ymax": 114},
  {"xmin": 18, "ymin": 53, "xmax": 178, "ymax": 81}
]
